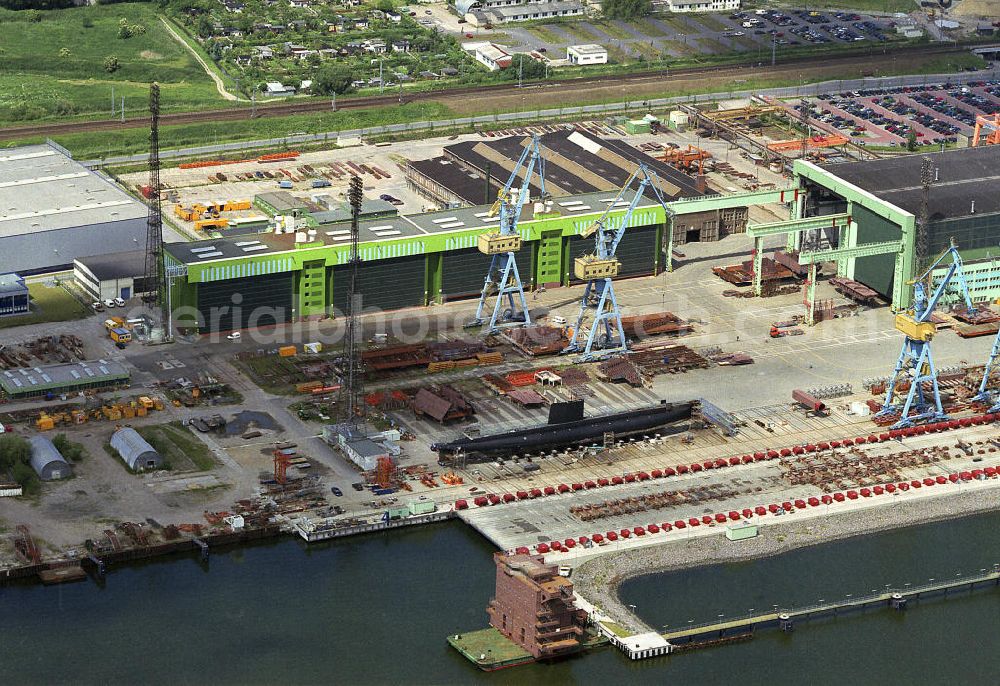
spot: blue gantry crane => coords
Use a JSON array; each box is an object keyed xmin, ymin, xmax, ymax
[
  {"xmin": 562, "ymin": 162, "xmax": 670, "ymax": 362},
  {"xmin": 468, "ymin": 134, "xmax": 546, "ymax": 333},
  {"xmin": 877, "ymin": 240, "xmax": 974, "ymax": 428}
]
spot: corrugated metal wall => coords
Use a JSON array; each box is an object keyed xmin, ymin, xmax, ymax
[
  {"xmin": 196, "ymin": 272, "xmax": 293, "ymax": 333},
  {"xmin": 852, "ymin": 204, "xmax": 902, "ymax": 299},
  {"xmin": 440, "ymin": 246, "xmax": 533, "ymax": 301},
  {"xmin": 331, "ymin": 254, "xmax": 425, "ymax": 314},
  {"xmin": 565, "ymin": 225, "xmax": 657, "ymax": 284}
]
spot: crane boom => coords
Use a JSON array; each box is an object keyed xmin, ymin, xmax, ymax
[
  {"xmin": 878, "ymin": 240, "xmax": 974, "ymax": 428},
  {"xmin": 467, "ymin": 135, "xmax": 546, "ymax": 333},
  {"xmin": 562, "ymin": 162, "xmax": 670, "ymax": 361}
]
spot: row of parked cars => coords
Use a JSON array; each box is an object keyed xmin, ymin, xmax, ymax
[{"xmin": 91, "ymin": 298, "xmax": 126, "ymax": 312}]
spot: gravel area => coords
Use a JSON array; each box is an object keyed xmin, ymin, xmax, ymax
[{"xmin": 574, "ymin": 485, "xmax": 1000, "ymax": 634}]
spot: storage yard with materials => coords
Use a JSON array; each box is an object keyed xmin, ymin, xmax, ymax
[{"xmin": 4, "ymin": 80, "xmax": 1000, "ymax": 653}]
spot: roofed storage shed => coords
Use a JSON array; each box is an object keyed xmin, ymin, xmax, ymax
[
  {"xmin": 28, "ymin": 436, "xmax": 72, "ymax": 480},
  {"xmin": 110, "ymin": 427, "xmax": 163, "ymax": 471}
]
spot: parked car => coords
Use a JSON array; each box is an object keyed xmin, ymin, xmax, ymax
[
  {"xmin": 92, "ymin": 302, "xmax": 105, "ymax": 312},
  {"xmin": 103, "ymin": 298, "xmax": 116, "ymax": 308},
  {"xmin": 331, "ymin": 486, "xmax": 343, "ymax": 497},
  {"xmin": 226, "ymin": 332, "xmax": 241, "ymax": 341},
  {"xmin": 113, "ymin": 297, "xmax": 126, "ymax": 307}
]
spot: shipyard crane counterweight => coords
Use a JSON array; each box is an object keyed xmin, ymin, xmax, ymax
[
  {"xmin": 467, "ymin": 134, "xmax": 547, "ymax": 333},
  {"xmin": 877, "ymin": 240, "xmax": 974, "ymax": 428},
  {"xmin": 563, "ymin": 163, "xmax": 671, "ymax": 361}
]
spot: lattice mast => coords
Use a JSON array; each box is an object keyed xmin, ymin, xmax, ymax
[
  {"xmin": 341, "ymin": 175, "xmax": 365, "ymax": 423},
  {"xmin": 142, "ymin": 83, "xmax": 167, "ymax": 336}
]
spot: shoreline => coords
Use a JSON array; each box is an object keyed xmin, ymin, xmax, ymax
[{"xmin": 573, "ymin": 486, "xmax": 1000, "ymax": 634}]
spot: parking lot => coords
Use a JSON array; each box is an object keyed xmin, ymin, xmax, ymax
[
  {"xmin": 461, "ymin": 8, "xmax": 902, "ymax": 63},
  {"xmin": 780, "ymin": 79, "xmax": 1000, "ymax": 147}
]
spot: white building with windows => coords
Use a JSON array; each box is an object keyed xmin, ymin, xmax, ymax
[
  {"xmin": 471, "ymin": 42, "xmax": 513, "ymax": 70},
  {"xmin": 567, "ymin": 44, "xmax": 607, "ymax": 65},
  {"xmin": 662, "ymin": 0, "xmax": 740, "ymax": 12}
]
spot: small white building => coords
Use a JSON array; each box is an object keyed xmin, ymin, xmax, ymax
[
  {"xmin": 664, "ymin": 0, "xmax": 739, "ymax": 11},
  {"xmin": 265, "ymin": 82, "xmax": 297, "ymax": 96},
  {"xmin": 567, "ymin": 44, "xmax": 607, "ymax": 65},
  {"xmin": 73, "ymin": 249, "xmax": 148, "ymax": 302},
  {"xmin": 473, "ymin": 43, "xmax": 513, "ymax": 71}
]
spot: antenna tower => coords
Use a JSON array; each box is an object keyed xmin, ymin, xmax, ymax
[
  {"xmin": 341, "ymin": 175, "xmax": 365, "ymax": 424},
  {"xmin": 916, "ymin": 156, "xmax": 932, "ymax": 276},
  {"xmin": 142, "ymin": 82, "xmax": 168, "ymax": 339}
]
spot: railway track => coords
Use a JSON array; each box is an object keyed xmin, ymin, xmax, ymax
[{"xmin": 0, "ymin": 43, "xmax": 979, "ymax": 143}]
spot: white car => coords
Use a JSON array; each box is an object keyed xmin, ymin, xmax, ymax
[
  {"xmin": 103, "ymin": 298, "xmax": 116, "ymax": 308},
  {"xmin": 113, "ymin": 297, "xmax": 126, "ymax": 307},
  {"xmin": 226, "ymin": 332, "xmax": 241, "ymax": 341}
]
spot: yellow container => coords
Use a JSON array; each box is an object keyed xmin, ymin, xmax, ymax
[
  {"xmin": 278, "ymin": 345, "xmax": 297, "ymax": 358},
  {"xmin": 894, "ymin": 313, "xmax": 936, "ymax": 342}
]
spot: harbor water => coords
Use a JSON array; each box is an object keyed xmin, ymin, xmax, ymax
[{"xmin": 1, "ymin": 513, "xmax": 999, "ymax": 685}]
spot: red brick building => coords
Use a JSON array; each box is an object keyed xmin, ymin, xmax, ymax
[{"xmin": 486, "ymin": 553, "xmax": 588, "ymax": 659}]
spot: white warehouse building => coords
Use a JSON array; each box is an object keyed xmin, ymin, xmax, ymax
[{"xmin": 0, "ymin": 143, "xmax": 148, "ymax": 275}]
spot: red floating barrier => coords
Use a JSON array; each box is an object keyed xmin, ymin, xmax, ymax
[
  {"xmin": 922, "ymin": 477, "xmax": 935, "ymax": 487},
  {"xmin": 537, "ymin": 543, "xmax": 550, "ymax": 553},
  {"xmin": 960, "ymin": 471, "xmax": 973, "ymax": 480},
  {"xmin": 794, "ymin": 499, "xmax": 806, "ymax": 509},
  {"xmin": 830, "ymin": 441, "xmax": 841, "ymax": 449},
  {"xmin": 503, "ymin": 493, "xmax": 516, "ymax": 503},
  {"xmin": 607, "ymin": 531, "xmax": 619, "ymax": 541},
  {"xmin": 637, "ymin": 471, "xmax": 650, "ymax": 480},
  {"xmin": 768, "ymin": 503, "xmax": 780, "ymax": 513},
  {"xmin": 754, "ymin": 451, "xmax": 766, "ymax": 460},
  {"xmin": 898, "ymin": 482, "xmax": 909, "ymax": 491},
  {"xmin": 854, "ymin": 436, "xmax": 867, "ymax": 445},
  {"xmin": 564, "ymin": 538, "xmax": 576, "ymax": 548},
  {"xmin": 664, "ymin": 468, "xmax": 677, "ymax": 477},
  {"xmin": 782, "ymin": 501, "xmax": 793, "ymax": 512},
  {"xmin": 474, "ymin": 496, "xmax": 488, "ymax": 507},
  {"xmin": 578, "ymin": 536, "xmax": 589, "ymax": 545},
  {"xmin": 572, "ymin": 483, "xmax": 584, "ymax": 491},
  {"xmin": 742, "ymin": 508, "xmax": 754, "ymax": 518},
  {"xmin": 822, "ymin": 494, "xmax": 833, "ymax": 504},
  {"xmin": 868, "ymin": 435, "xmax": 879, "ymax": 443},
  {"xmin": 742, "ymin": 454, "xmax": 754, "ymax": 464},
  {"xmin": 715, "ymin": 459, "xmax": 728, "ymax": 468},
  {"xmin": 651, "ymin": 469, "xmax": 663, "ymax": 479},
  {"xmin": 792, "ymin": 446, "xmax": 805, "ymax": 455},
  {"xmin": 808, "ymin": 497, "xmax": 820, "ymax": 507},
  {"xmin": 488, "ymin": 494, "xmax": 501, "ymax": 504},
  {"xmin": 530, "ymin": 488, "xmax": 542, "ymax": 498},
  {"xmin": 847, "ymin": 490, "xmax": 859, "ymax": 500},
  {"xmin": 767, "ymin": 450, "xmax": 780, "ymax": 459},
  {"xmin": 515, "ymin": 546, "xmax": 530, "ymax": 555},
  {"xmin": 817, "ymin": 442, "xmax": 830, "ymax": 451},
  {"xmin": 873, "ymin": 486, "xmax": 884, "ymax": 495},
  {"xmin": 714, "ymin": 513, "xmax": 727, "ymax": 524},
  {"xmin": 805, "ymin": 444, "xmax": 817, "ymax": 452},
  {"xmin": 648, "ymin": 524, "xmax": 660, "ymax": 534},
  {"xmin": 676, "ymin": 465, "xmax": 689, "ymax": 475},
  {"xmin": 702, "ymin": 515, "xmax": 714, "ymax": 525},
  {"xmin": 729, "ymin": 456, "xmax": 742, "ymax": 466},
  {"xmin": 833, "ymin": 492, "xmax": 846, "ymax": 502},
  {"xmin": 755, "ymin": 506, "xmax": 767, "ymax": 516},
  {"xmin": 557, "ymin": 484, "xmax": 570, "ymax": 493},
  {"xmin": 860, "ymin": 488, "xmax": 871, "ymax": 497},
  {"xmin": 780, "ymin": 448, "xmax": 792, "ymax": 457},
  {"xmin": 592, "ymin": 534, "xmax": 604, "ymax": 543},
  {"xmin": 879, "ymin": 433, "xmax": 890, "ymax": 441},
  {"xmin": 688, "ymin": 518, "xmax": 700, "ymax": 527},
  {"xmin": 842, "ymin": 438, "xmax": 854, "ymax": 447},
  {"xmin": 662, "ymin": 522, "xmax": 673, "ymax": 532},
  {"xmin": 935, "ymin": 476, "xmax": 947, "ymax": 484},
  {"xmin": 885, "ymin": 483, "xmax": 896, "ymax": 493},
  {"xmin": 702, "ymin": 461, "xmax": 715, "ymax": 470},
  {"xmin": 985, "ymin": 467, "xmax": 997, "ymax": 476},
  {"xmin": 911, "ymin": 480, "xmax": 922, "ymax": 488},
  {"xmin": 543, "ymin": 486, "xmax": 555, "ymax": 496},
  {"xmin": 624, "ymin": 474, "xmax": 637, "ymax": 483},
  {"xmin": 620, "ymin": 529, "xmax": 631, "ymax": 538},
  {"xmin": 729, "ymin": 511, "xmax": 741, "ymax": 521},
  {"xmin": 690, "ymin": 463, "xmax": 703, "ymax": 472},
  {"xmin": 612, "ymin": 476, "xmax": 624, "ymax": 485},
  {"xmin": 634, "ymin": 527, "xmax": 646, "ymax": 536}
]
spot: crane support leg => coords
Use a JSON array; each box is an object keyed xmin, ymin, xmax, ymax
[
  {"xmin": 469, "ymin": 252, "xmax": 531, "ymax": 333},
  {"xmin": 975, "ymin": 329, "xmax": 1000, "ymax": 409},
  {"xmin": 805, "ymin": 262, "xmax": 817, "ymax": 326},
  {"xmin": 878, "ymin": 339, "xmax": 946, "ymax": 429}
]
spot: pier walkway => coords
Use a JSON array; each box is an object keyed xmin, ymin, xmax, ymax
[{"xmin": 609, "ymin": 563, "xmax": 1000, "ymax": 658}]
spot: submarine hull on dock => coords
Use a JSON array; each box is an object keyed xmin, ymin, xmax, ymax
[{"xmin": 432, "ymin": 401, "xmax": 694, "ymax": 460}]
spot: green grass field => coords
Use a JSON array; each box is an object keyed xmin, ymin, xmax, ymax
[
  {"xmin": 0, "ymin": 4, "xmax": 220, "ymax": 125},
  {"xmin": 0, "ymin": 282, "xmax": 89, "ymax": 330},
  {"xmin": 136, "ymin": 422, "xmax": 216, "ymax": 472}
]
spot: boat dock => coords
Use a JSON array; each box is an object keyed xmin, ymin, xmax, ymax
[{"xmin": 607, "ymin": 563, "xmax": 1000, "ymax": 658}]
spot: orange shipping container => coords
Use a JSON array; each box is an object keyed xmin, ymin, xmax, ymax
[{"xmin": 278, "ymin": 345, "xmax": 297, "ymax": 357}]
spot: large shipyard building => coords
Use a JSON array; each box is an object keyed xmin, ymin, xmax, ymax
[
  {"xmin": 796, "ymin": 145, "xmax": 1000, "ymax": 308},
  {"xmin": 0, "ymin": 143, "xmax": 148, "ymax": 275}
]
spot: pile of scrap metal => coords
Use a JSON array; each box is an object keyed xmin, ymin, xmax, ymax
[
  {"xmin": 828, "ymin": 277, "xmax": 885, "ymax": 307},
  {"xmin": 431, "ymin": 400, "xmax": 694, "ymax": 460},
  {"xmin": 712, "ymin": 257, "xmax": 797, "ymax": 287},
  {"xmin": 599, "ymin": 345, "xmax": 711, "ymax": 386},
  {"xmin": 620, "ymin": 312, "xmax": 694, "ymax": 340},
  {"xmin": 950, "ymin": 305, "xmax": 1000, "ymax": 338},
  {"xmin": 502, "ymin": 326, "xmax": 568, "ymax": 357},
  {"xmin": 362, "ymin": 340, "xmax": 502, "ymax": 373},
  {"xmin": 411, "ymin": 385, "xmax": 475, "ymax": 423}
]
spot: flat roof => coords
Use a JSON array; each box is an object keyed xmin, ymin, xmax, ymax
[
  {"xmin": 0, "ymin": 144, "xmax": 147, "ymax": 239},
  {"xmin": 0, "ymin": 272, "xmax": 27, "ymax": 295},
  {"xmin": 74, "ymin": 249, "xmax": 147, "ymax": 281},
  {"xmin": 568, "ymin": 44, "xmax": 606, "ymax": 54},
  {"xmin": 0, "ymin": 359, "xmax": 130, "ymax": 395},
  {"xmin": 165, "ymin": 187, "xmax": 660, "ymax": 266},
  {"xmin": 819, "ymin": 145, "xmax": 1000, "ymax": 220}
]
